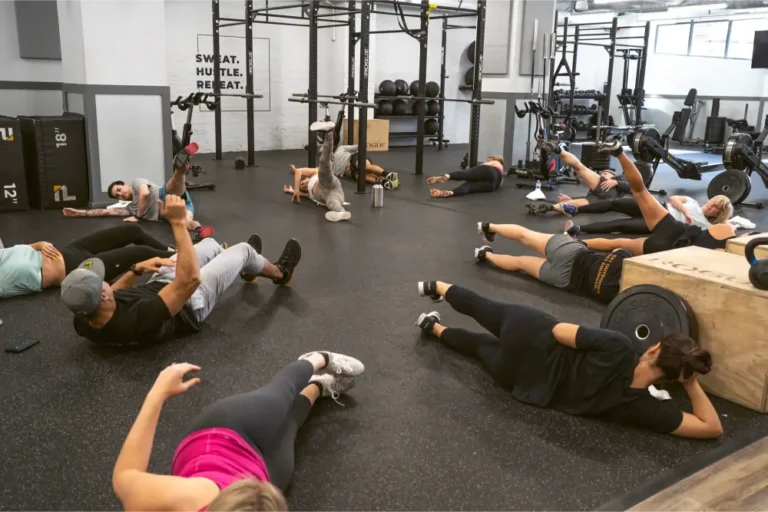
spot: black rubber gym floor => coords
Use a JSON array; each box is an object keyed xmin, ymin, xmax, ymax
[{"xmin": 1, "ymin": 144, "xmax": 767, "ymax": 511}]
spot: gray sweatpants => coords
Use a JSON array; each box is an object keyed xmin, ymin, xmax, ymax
[
  {"xmin": 314, "ymin": 130, "xmax": 346, "ymax": 213},
  {"xmin": 149, "ymin": 238, "xmax": 265, "ymax": 322}
]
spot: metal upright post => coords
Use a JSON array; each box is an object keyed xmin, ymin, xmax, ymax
[
  {"xmin": 212, "ymin": 0, "xmax": 222, "ymax": 160},
  {"xmin": 603, "ymin": 17, "xmax": 617, "ymax": 128},
  {"xmin": 635, "ymin": 21, "xmax": 650, "ymax": 124},
  {"xmin": 308, "ymin": 1, "xmax": 319, "ymax": 167},
  {"xmin": 347, "ymin": 0, "xmax": 356, "ymax": 145},
  {"xmin": 469, "ymin": 0, "xmax": 486, "ymax": 167},
  {"xmin": 571, "ymin": 22, "xmax": 579, "ymax": 116},
  {"xmin": 356, "ymin": 0, "xmax": 370, "ymax": 193},
  {"xmin": 415, "ymin": 0, "xmax": 429, "ymax": 175},
  {"xmin": 245, "ymin": 0, "xmax": 255, "ymax": 166},
  {"xmin": 437, "ymin": 17, "xmax": 447, "ymax": 150}
]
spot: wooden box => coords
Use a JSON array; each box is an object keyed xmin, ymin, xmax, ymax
[
  {"xmin": 726, "ymin": 233, "xmax": 768, "ymax": 261},
  {"xmin": 621, "ymin": 246, "xmax": 768, "ymax": 412},
  {"xmin": 343, "ymin": 119, "xmax": 389, "ymax": 152}
]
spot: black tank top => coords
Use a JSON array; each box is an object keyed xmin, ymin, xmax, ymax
[{"xmin": 690, "ymin": 227, "xmax": 732, "ymax": 250}]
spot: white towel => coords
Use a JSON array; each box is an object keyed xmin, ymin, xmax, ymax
[
  {"xmin": 648, "ymin": 385, "xmax": 671, "ymax": 401},
  {"xmin": 107, "ymin": 200, "xmax": 131, "ymax": 210},
  {"xmin": 729, "ymin": 215, "xmax": 756, "ymax": 230},
  {"xmin": 526, "ymin": 189, "xmax": 547, "ymax": 201}
]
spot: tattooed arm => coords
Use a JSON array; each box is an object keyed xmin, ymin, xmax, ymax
[{"xmin": 62, "ymin": 207, "xmax": 132, "ymax": 218}]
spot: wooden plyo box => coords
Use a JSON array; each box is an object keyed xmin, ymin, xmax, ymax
[
  {"xmin": 343, "ymin": 119, "xmax": 390, "ymax": 152},
  {"xmin": 621, "ymin": 246, "xmax": 768, "ymax": 412},
  {"xmin": 726, "ymin": 233, "xmax": 768, "ymax": 261}
]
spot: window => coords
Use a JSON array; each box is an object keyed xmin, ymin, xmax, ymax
[
  {"xmin": 728, "ymin": 18, "xmax": 767, "ymax": 59},
  {"xmin": 655, "ymin": 23, "xmax": 691, "ymax": 55},
  {"xmin": 690, "ymin": 20, "xmax": 729, "ymax": 57}
]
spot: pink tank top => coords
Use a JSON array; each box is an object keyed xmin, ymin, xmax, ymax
[{"xmin": 172, "ymin": 428, "xmax": 270, "ymax": 489}]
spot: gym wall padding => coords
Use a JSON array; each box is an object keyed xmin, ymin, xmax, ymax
[
  {"xmin": 18, "ymin": 115, "xmax": 89, "ymax": 209},
  {"xmin": 483, "ymin": 0, "xmax": 514, "ymax": 75},
  {"xmin": 519, "ymin": 0, "xmax": 556, "ymax": 77},
  {"xmin": 13, "ymin": 0, "xmax": 61, "ymax": 60},
  {"xmin": 0, "ymin": 116, "xmax": 30, "ymax": 212}
]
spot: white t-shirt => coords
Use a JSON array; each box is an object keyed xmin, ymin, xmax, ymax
[{"xmin": 666, "ymin": 197, "xmax": 711, "ymax": 229}]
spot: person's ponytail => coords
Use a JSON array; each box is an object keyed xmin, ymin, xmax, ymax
[{"xmin": 656, "ymin": 333, "xmax": 712, "ymax": 380}]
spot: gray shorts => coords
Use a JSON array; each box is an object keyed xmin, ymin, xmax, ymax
[{"xmin": 538, "ymin": 234, "xmax": 587, "ymax": 288}]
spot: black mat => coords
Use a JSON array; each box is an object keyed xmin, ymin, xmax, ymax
[{"xmin": 1, "ymin": 144, "xmax": 766, "ymax": 511}]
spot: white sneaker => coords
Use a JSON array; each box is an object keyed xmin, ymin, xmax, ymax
[
  {"xmin": 326, "ymin": 211, "xmax": 351, "ymax": 222},
  {"xmin": 299, "ymin": 351, "xmax": 365, "ymax": 377},
  {"xmin": 310, "ymin": 120, "xmax": 336, "ymax": 132},
  {"xmin": 310, "ymin": 373, "xmax": 356, "ymax": 404}
]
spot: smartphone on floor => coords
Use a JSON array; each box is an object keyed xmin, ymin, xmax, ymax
[{"xmin": 5, "ymin": 340, "xmax": 39, "ymax": 353}]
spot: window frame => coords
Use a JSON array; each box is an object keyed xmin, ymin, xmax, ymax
[{"xmin": 654, "ymin": 17, "xmax": 765, "ymax": 61}]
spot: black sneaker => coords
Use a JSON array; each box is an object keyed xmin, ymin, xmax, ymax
[
  {"xmin": 477, "ymin": 222, "xmax": 495, "ymax": 243},
  {"xmin": 526, "ymin": 203, "xmax": 553, "ymax": 216},
  {"xmin": 564, "ymin": 220, "xmax": 581, "ymax": 239},
  {"xmin": 273, "ymin": 239, "xmax": 302, "ymax": 285},
  {"xmin": 415, "ymin": 311, "xmax": 441, "ymax": 334},
  {"xmin": 240, "ymin": 233, "xmax": 264, "ymax": 283},
  {"xmin": 598, "ymin": 138, "xmax": 623, "ymax": 157},
  {"xmin": 539, "ymin": 139, "xmax": 562, "ymax": 154},
  {"xmin": 418, "ymin": 281, "xmax": 444, "ymax": 302},
  {"xmin": 474, "ymin": 245, "xmax": 493, "ymax": 262}
]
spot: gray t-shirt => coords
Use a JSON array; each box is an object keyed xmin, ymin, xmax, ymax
[
  {"xmin": 332, "ymin": 145, "xmax": 358, "ymax": 178},
  {"xmin": 666, "ymin": 197, "xmax": 711, "ymax": 229},
  {"xmin": 129, "ymin": 178, "xmax": 162, "ymax": 221}
]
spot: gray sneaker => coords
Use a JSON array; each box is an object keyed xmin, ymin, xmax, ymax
[
  {"xmin": 310, "ymin": 120, "xmax": 336, "ymax": 132},
  {"xmin": 310, "ymin": 373, "xmax": 356, "ymax": 403},
  {"xmin": 299, "ymin": 351, "xmax": 365, "ymax": 377},
  {"xmin": 326, "ymin": 211, "xmax": 352, "ymax": 222}
]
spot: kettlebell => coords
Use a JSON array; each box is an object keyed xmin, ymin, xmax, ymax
[{"xmin": 745, "ymin": 237, "xmax": 768, "ymax": 290}]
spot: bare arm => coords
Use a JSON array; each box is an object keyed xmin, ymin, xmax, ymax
[
  {"xmin": 62, "ymin": 207, "xmax": 131, "ymax": 218},
  {"xmin": 552, "ymin": 323, "xmax": 579, "ymax": 349},
  {"xmin": 135, "ymin": 184, "xmax": 151, "ymax": 218},
  {"xmin": 668, "ymin": 195, "xmax": 689, "ymax": 213},
  {"xmin": 157, "ymin": 197, "xmax": 201, "ymax": 316},
  {"xmin": 671, "ymin": 379, "xmax": 723, "ymax": 439}
]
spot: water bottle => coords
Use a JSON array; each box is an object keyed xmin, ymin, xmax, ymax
[
  {"xmin": 536, "ymin": 179, "xmax": 542, "ymax": 191},
  {"xmin": 372, "ymin": 180, "xmax": 384, "ymax": 208}
]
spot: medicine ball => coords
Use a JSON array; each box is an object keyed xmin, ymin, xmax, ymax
[
  {"xmin": 464, "ymin": 67, "xmax": 474, "ymax": 87},
  {"xmin": 746, "ymin": 237, "xmax": 768, "ymax": 290},
  {"xmin": 425, "ymin": 81, "xmax": 440, "ymax": 98},
  {"xmin": 427, "ymin": 100, "xmax": 439, "ymax": 116},
  {"xmin": 409, "ymin": 80, "xmax": 421, "ymax": 96},
  {"xmin": 394, "ymin": 79, "xmax": 409, "ymax": 96},
  {"xmin": 378, "ymin": 100, "xmax": 393, "ymax": 116},
  {"xmin": 424, "ymin": 118, "xmax": 439, "ymax": 135},
  {"xmin": 467, "ymin": 40, "xmax": 476, "ymax": 64},
  {"xmin": 379, "ymin": 80, "xmax": 396, "ymax": 96},
  {"xmin": 413, "ymin": 100, "xmax": 426, "ymax": 115},
  {"xmin": 234, "ymin": 157, "xmax": 246, "ymax": 170},
  {"xmin": 392, "ymin": 99, "xmax": 408, "ymax": 115}
]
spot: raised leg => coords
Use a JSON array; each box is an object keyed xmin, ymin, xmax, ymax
[
  {"xmin": 485, "ymin": 253, "xmax": 546, "ymax": 279},
  {"xmin": 436, "ymin": 282, "xmax": 514, "ymax": 339},
  {"xmin": 488, "ymin": 224, "xmax": 553, "ymax": 257},
  {"xmin": 618, "ymin": 153, "xmax": 668, "ymax": 231},
  {"xmin": 559, "ymin": 149, "xmax": 601, "ymax": 190}
]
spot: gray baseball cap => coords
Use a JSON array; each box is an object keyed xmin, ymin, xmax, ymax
[{"xmin": 61, "ymin": 258, "xmax": 106, "ymax": 315}]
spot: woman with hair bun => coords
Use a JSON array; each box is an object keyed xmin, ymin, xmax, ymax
[{"xmin": 415, "ymin": 281, "xmax": 723, "ymax": 439}]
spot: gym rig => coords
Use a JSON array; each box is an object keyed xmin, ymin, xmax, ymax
[{"xmin": 170, "ymin": 93, "xmax": 220, "ymax": 191}]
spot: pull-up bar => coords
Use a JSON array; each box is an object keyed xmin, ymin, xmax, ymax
[
  {"xmin": 292, "ymin": 93, "xmax": 359, "ymax": 100},
  {"xmin": 199, "ymin": 91, "xmax": 265, "ymax": 99},
  {"xmin": 288, "ymin": 97, "xmax": 377, "ymax": 109}
]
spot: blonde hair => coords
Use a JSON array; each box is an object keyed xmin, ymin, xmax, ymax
[
  {"xmin": 208, "ymin": 479, "xmax": 288, "ymax": 512},
  {"xmin": 487, "ymin": 155, "xmax": 505, "ymax": 167},
  {"xmin": 706, "ymin": 195, "xmax": 733, "ymax": 225}
]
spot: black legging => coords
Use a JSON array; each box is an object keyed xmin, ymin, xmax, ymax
[
  {"xmin": 184, "ymin": 360, "xmax": 314, "ymax": 492},
  {"xmin": 577, "ymin": 197, "xmax": 651, "ymax": 235},
  {"xmin": 440, "ymin": 285, "xmax": 558, "ymax": 387},
  {"xmin": 59, "ymin": 224, "xmax": 173, "ymax": 280},
  {"xmin": 578, "ymin": 197, "xmax": 642, "ymax": 216},
  {"xmin": 447, "ymin": 165, "xmax": 503, "ymax": 197}
]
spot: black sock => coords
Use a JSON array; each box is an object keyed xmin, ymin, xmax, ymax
[
  {"xmin": 320, "ymin": 352, "xmax": 330, "ymax": 367},
  {"xmin": 311, "ymin": 381, "xmax": 324, "ymax": 395}
]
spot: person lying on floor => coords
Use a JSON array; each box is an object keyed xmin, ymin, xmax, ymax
[
  {"xmin": 526, "ymin": 141, "xmax": 630, "ymax": 215},
  {"xmin": 112, "ymin": 351, "xmax": 364, "ymax": 511},
  {"xmin": 0, "ymin": 224, "xmax": 174, "ymax": 299},
  {"xmin": 567, "ymin": 139, "xmax": 736, "ymax": 256},
  {"xmin": 563, "ymin": 194, "xmax": 733, "ymax": 236},
  {"xmin": 291, "ymin": 135, "xmax": 399, "ymax": 189},
  {"xmin": 475, "ymin": 222, "xmax": 627, "ymax": 303},
  {"xmin": 60, "ymin": 195, "xmax": 302, "ymax": 347},
  {"xmin": 415, "ymin": 280, "xmax": 723, "ymax": 439},
  {"xmin": 283, "ymin": 121, "xmax": 352, "ymax": 222},
  {"xmin": 63, "ymin": 145, "xmax": 214, "ymax": 242},
  {"xmin": 426, "ymin": 156, "xmax": 505, "ymax": 198}
]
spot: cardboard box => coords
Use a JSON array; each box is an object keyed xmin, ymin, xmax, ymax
[{"xmin": 343, "ymin": 119, "xmax": 389, "ymax": 152}]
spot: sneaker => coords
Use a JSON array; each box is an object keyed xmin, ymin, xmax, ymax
[
  {"xmin": 415, "ymin": 311, "xmax": 441, "ymax": 333},
  {"xmin": 310, "ymin": 120, "xmax": 336, "ymax": 133},
  {"xmin": 418, "ymin": 281, "xmax": 444, "ymax": 302},
  {"xmin": 475, "ymin": 245, "xmax": 493, "ymax": 262},
  {"xmin": 525, "ymin": 203, "xmax": 551, "ymax": 216},
  {"xmin": 299, "ymin": 351, "xmax": 365, "ymax": 377},
  {"xmin": 325, "ymin": 211, "xmax": 352, "ymax": 222},
  {"xmin": 190, "ymin": 226, "xmax": 215, "ymax": 243},
  {"xmin": 598, "ymin": 138, "xmax": 623, "ymax": 157},
  {"xmin": 309, "ymin": 373, "xmax": 356, "ymax": 404},
  {"xmin": 561, "ymin": 203, "xmax": 578, "ymax": 217},
  {"xmin": 273, "ymin": 239, "xmax": 302, "ymax": 285},
  {"xmin": 383, "ymin": 172, "xmax": 399, "ymax": 190},
  {"xmin": 240, "ymin": 233, "xmax": 264, "ymax": 283},
  {"xmin": 478, "ymin": 222, "xmax": 495, "ymax": 243},
  {"xmin": 564, "ymin": 220, "xmax": 581, "ymax": 239},
  {"xmin": 539, "ymin": 139, "xmax": 562, "ymax": 154}
]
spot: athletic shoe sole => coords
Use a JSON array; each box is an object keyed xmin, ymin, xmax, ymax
[
  {"xmin": 477, "ymin": 222, "xmax": 494, "ymax": 244},
  {"xmin": 310, "ymin": 121, "xmax": 336, "ymax": 132},
  {"xmin": 326, "ymin": 211, "xmax": 351, "ymax": 222},
  {"xmin": 418, "ymin": 281, "xmax": 444, "ymax": 302},
  {"xmin": 247, "ymin": 233, "xmax": 263, "ymax": 254},
  {"xmin": 273, "ymin": 239, "xmax": 302, "ymax": 285},
  {"xmin": 415, "ymin": 311, "xmax": 441, "ymax": 329},
  {"xmin": 474, "ymin": 245, "xmax": 493, "ymax": 261}
]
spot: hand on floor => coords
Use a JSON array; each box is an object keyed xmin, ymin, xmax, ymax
[{"xmin": 558, "ymin": 193, "xmax": 572, "ymax": 202}]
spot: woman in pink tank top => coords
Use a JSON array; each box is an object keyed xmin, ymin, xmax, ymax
[{"xmin": 111, "ymin": 351, "xmax": 364, "ymax": 511}]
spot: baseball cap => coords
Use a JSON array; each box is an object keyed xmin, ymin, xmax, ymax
[{"xmin": 61, "ymin": 258, "xmax": 106, "ymax": 315}]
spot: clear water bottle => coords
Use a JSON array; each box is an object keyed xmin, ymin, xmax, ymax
[
  {"xmin": 536, "ymin": 179, "xmax": 542, "ymax": 191},
  {"xmin": 372, "ymin": 180, "xmax": 384, "ymax": 208}
]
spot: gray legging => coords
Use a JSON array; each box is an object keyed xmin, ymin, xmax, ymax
[
  {"xmin": 314, "ymin": 130, "xmax": 346, "ymax": 213},
  {"xmin": 148, "ymin": 238, "xmax": 264, "ymax": 322},
  {"xmin": 183, "ymin": 360, "xmax": 315, "ymax": 492}
]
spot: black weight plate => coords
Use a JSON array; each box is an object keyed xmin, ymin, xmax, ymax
[
  {"xmin": 723, "ymin": 133, "xmax": 753, "ymax": 169},
  {"xmin": 634, "ymin": 160, "xmax": 653, "ymax": 187},
  {"xmin": 707, "ymin": 169, "xmax": 750, "ymax": 204},
  {"xmin": 601, "ymin": 285, "xmax": 696, "ymax": 354},
  {"xmin": 631, "ymin": 127, "xmax": 661, "ymax": 163}
]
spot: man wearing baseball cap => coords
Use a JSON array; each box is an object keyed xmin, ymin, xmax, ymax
[{"xmin": 61, "ymin": 194, "xmax": 302, "ymax": 347}]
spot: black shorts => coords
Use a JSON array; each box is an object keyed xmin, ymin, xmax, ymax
[{"xmin": 643, "ymin": 214, "xmax": 687, "ymax": 254}]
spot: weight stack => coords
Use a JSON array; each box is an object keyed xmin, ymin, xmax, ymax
[
  {"xmin": 18, "ymin": 114, "xmax": 89, "ymax": 209},
  {"xmin": 581, "ymin": 142, "xmax": 611, "ymax": 171},
  {"xmin": 0, "ymin": 116, "xmax": 30, "ymax": 211},
  {"xmin": 705, "ymin": 117, "xmax": 726, "ymax": 145}
]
